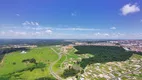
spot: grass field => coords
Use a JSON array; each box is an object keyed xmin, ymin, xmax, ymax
[
  {"xmin": 67, "ymin": 48, "xmax": 79, "ymax": 59},
  {"xmin": 53, "ymin": 55, "xmax": 66, "ymax": 75},
  {"xmin": 0, "ymin": 46, "xmax": 58, "ymax": 80}
]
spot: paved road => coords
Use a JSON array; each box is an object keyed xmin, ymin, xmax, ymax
[{"xmin": 49, "ymin": 48, "xmax": 63, "ymax": 80}]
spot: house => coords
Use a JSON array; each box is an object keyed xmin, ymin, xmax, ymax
[{"xmin": 21, "ymin": 51, "xmax": 27, "ymax": 54}]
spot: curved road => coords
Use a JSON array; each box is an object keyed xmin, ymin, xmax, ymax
[{"xmin": 49, "ymin": 47, "xmax": 63, "ymax": 80}]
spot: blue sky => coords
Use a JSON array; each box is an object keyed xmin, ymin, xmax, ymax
[{"xmin": 0, "ymin": 0, "xmax": 142, "ymax": 39}]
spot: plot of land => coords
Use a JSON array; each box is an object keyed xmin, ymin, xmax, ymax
[{"xmin": 0, "ymin": 47, "xmax": 58, "ymax": 80}]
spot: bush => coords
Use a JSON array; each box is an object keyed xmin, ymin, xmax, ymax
[
  {"xmin": 62, "ymin": 68, "xmax": 80, "ymax": 78},
  {"xmin": 12, "ymin": 62, "xmax": 16, "ymax": 65}
]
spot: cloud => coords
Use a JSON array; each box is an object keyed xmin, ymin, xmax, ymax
[
  {"xmin": 0, "ymin": 31, "xmax": 6, "ymax": 35},
  {"xmin": 140, "ymin": 19, "xmax": 142, "ymax": 22},
  {"xmin": 2, "ymin": 24, "xmax": 142, "ymax": 39},
  {"xmin": 2, "ymin": 30, "xmax": 27, "ymax": 36},
  {"xmin": 16, "ymin": 14, "xmax": 20, "ymax": 16},
  {"xmin": 22, "ymin": 21, "xmax": 39, "ymax": 26},
  {"xmin": 31, "ymin": 22, "xmax": 35, "ymax": 25},
  {"xmin": 22, "ymin": 21, "xmax": 30, "ymax": 26},
  {"xmin": 110, "ymin": 27, "xmax": 116, "ymax": 30},
  {"xmin": 35, "ymin": 22, "xmax": 39, "ymax": 26},
  {"xmin": 15, "ymin": 32, "xmax": 27, "ymax": 36},
  {"xmin": 71, "ymin": 12, "xmax": 77, "ymax": 16},
  {"xmin": 55, "ymin": 28, "xmax": 100, "ymax": 31},
  {"xmin": 92, "ymin": 32, "xmax": 126, "ymax": 39},
  {"xmin": 9, "ymin": 30, "xmax": 14, "ymax": 33},
  {"xmin": 93, "ymin": 32, "xmax": 110, "ymax": 37},
  {"xmin": 120, "ymin": 3, "xmax": 140, "ymax": 15},
  {"xmin": 45, "ymin": 29, "xmax": 52, "ymax": 34}
]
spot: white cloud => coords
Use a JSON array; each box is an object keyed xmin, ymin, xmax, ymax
[
  {"xmin": 140, "ymin": 19, "xmax": 142, "ymax": 22},
  {"xmin": 0, "ymin": 31, "xmax": 6, "ymax": 35},
  {"xmin": 15, "ymin": 32, "xmax": 27, "ymax": 36},
  {"xmin": 22, "ymin": 21, "xmax": 39, "ymax": 26},
  {"xmin": 45, "ymin": 29, "xmax": 52, "ymax": 34},
  {"xmin": 2, "ymin": 30, "xmax": 27, "ymax": 36},
  {"xmin": 92, "ymin": 32, "xmax": 126, "ymax": 39},
  {"xmin": 31, "ymin": 22, "xmax": 35, "ymax": 25},
  {"xmin": 93, "ymin": 32, "xmax": 110, "ymax": 37},
  {"xmin": 16, "ymin": 14, "xmax": 20, "ymax": 16},
  {"xmin": 120, "ymin": 3, "xmax": 140, "ymax": 15},
  {"xmin": 34, "ymin": 32, "xmax": 41, "ymax": 35},
  {"xmin": 9, "ymin": 30, "xmax": 14, "ymax": 32},
  {"xmin": 22, "ymin": 21, "xmax": 30, "ymax": 26},
  {"xmin": 55, "ymin": 28, "xmax": 100, "ymax": 31},
  {"xmin": 110, "ymin": 27, "xmax": 116, "ymax": 30},
  {"xmin": 35, "ymin": 22, "xmax": 39, "ymax": 26},
  {"xmin": 71, "ymin": 12, "xmax": 77, "ymax": 16},
  {"xmin": 2, "ymin": 24, "xmax": 142, "ymax": 39}
]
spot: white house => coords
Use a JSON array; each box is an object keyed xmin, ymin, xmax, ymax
[{"xmin": 21, "ymin": 51, "xmax": 27, "ymax": 54}]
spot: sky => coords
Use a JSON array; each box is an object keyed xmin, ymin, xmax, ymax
[{"xmin": 0, "ymin": 0, "xmax": 142, "ymax": 39}]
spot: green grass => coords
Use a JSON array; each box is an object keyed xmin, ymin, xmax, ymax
[
  {"xmin": 51, "ymin": 46, "xmax": 61, "ymax": 53},
  {"xmin": 53, "ymin": 55, "xmax": 66, "ymax": 74},
  {"xmin": 67, "ymin": 48, "xmax": 79, "ymax": 59},
  {"xmin": 0, "ymin": 46, "xmax": 58, "ymax": 80}
]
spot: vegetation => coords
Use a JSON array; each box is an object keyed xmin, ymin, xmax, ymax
[
  {"xmin": 0, "ymin": 48, "xmax": 29, "ymax": 62},
  {"xmin": 0, "ymin": 47, "xmax": 58, "ymax": 80},
  {"xmin": 61, "ymin": 45, "xmax": 142, "ymax": 79},
  {"xmin": 74, "ymin": 46, "xmax": 134, "ymax": 68},
  {"xmin": 0, "ymin": 54, "xmax": 4, "ymax": 62},
  {"xmin": 0, "ymin": 39, "xmax": 72, "ymax": 46},
  {"xmin": 61, "ymin": 68, "xmax": 80, "ymax": 78},
  {"xmin": 35, "ymin": 77, "xmax": 56, "ymax": 80},
  {"xmin": 53, "ymin": 55, "xmax": 66, "ymax": 72},
  {"xmin": 0, "ymin": 45, "xmax": 142, "ymax": 80},
  {"xmin": 22, "ymin": 58, "xmax": 37, "ymax": 64}
]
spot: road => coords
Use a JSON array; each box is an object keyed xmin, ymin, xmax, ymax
[{"xmin": 49, "ymin": 47, "xmax": 63, "ymax": 80}]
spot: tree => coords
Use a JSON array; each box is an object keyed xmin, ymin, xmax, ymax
[
  {"xmin": 12, "ymin": 62, "xmax": 16, "ymax": 65},
  {"xmin": 30, "ymin": 58, "xmax": 36, "ymax": 64}
]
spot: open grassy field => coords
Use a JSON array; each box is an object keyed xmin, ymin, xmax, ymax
[
  {"xmin": 0, "ymin": 46, "xmax": 58, "ymax": 80},
  {"xmin": 53, "ymin": 55, "xmax": 66, "ymax": 75},
  {"xmin": 67, "ymin": 48, "xmax": 79, "ymax": 60}
]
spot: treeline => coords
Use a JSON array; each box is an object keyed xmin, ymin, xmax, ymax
[
  {"xmin": 74, "ymin": 46, "xmax": 136, "ymax": 68},
  {"xmin": 0, "ymin": 39, "xmax": 72, "ymax": 46},
  {"xmin": 0, "ymin": 48, "xmax": 29, "ymax": 62},
  {"xmin": 0, "ymin": 48, "xmax": 29, "ymax": 55}
]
